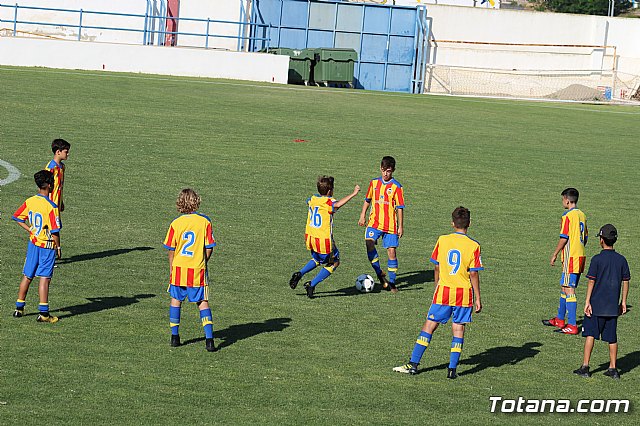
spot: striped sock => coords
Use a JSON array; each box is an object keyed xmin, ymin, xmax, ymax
[
  {"xmin": 311, "ymin": 265, "xmax": 334, "ymax": 287},
  {"xmin": 557, "ymin": 291, "xmax": 567, "ymax": 321},
  {"xmin": 38, "ymin": 303, "xmax": 50, "ymax": 316},
  {"xmin": 367, "ymin": 249, "xmax": 383, "ymax": 276},
  {"xmin": 300, "ymin": 259, "xmax": 318, "ymax": 276},
  {"xmin": 566, "ymin": 294, "xmax": 577, "ymax": 326},
  {"xmin": 449, "ymin": 337, "xmax": 464, "ymax": 369},
  {"xmin": 410, "ymin": 331, "xmax": 432, "ymax": 364},
  {"xmin": 200, "ymin": 308, "xmax": 214, "ymax": 339},
  {"xmin": 169, "ymin": 306, "xmax": 181, "ymax": 336},
  {"xmin": 387, "ymin": 259, "xmax": 398, "ymax": 284},
  {"xmin": 16, "ymin": 299, "xmax": 26, "ymax": 310}
]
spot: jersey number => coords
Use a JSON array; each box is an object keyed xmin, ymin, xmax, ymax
[
  {"xmin": 28, "ymin": 211, "xmax": 43, "ymax": 236},
  {"xmin": 448, "ymin": 249, "xmax": 461, "ymax": 275},
  {"xmin": 181, "ymin": 231, "xmax": 195, "ymax": 257},
  {"xmin": 309, "ymin": 206, "xmax": 322, "ymax": 228},
  {"xmin": 579, "ymin": 221, "xmax": 586, "ymax": 244}
]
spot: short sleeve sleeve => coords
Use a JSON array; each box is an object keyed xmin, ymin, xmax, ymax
[
  {"xmin": 586, "ymin": 257, "xmax": 598, "ymax": 280},
  {"xmin": 163, "ymin": 225, "xmax": 177, "ymax": 251},
  {"xmin": 395, "ymin": 186, "xmax": 405, "ymax": 209},
  {"xmin": 327, "ymin": 198, "xmax": 336, "ymax": 214},
  {"xmin": 469, "ymin": 245, "xmax": 484, "ymax": 271},
  {"xmin": 560, "ymin": 215, "xmax": 570, "ymax": 239},
  {"xmin": 622, "ymin": 258, "xmax": 631, "ymax": 281},
  {"xmin": 364, "ymin": 180, "xmax": 374, "ymax": 203},
  {"xmin": 49, "ymin": 207, "xmax": 61, "ymax": 233},
  {"xmin": 430, "ymin": 240, "xmax": 440, "ymax": 265},
  {"xmin": 12, "ymin": 202, "xmax": 28, "ymax": 223},
  {"xmin": 205, "ymin": 221, "xmax": 216, "ymax": 249}
]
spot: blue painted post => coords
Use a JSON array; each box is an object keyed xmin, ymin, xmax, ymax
[
  {"xmin": 205, "ymin": 18, "xmax": 210, "ymax": 49},
  {"xmin": 143, "ymin": 0, "xmax": 149, "ymax": 45},
  {"xmin": 13, "ymin": 3, "xmax": 18, "ymax": 36},
  {"xmin": 382, "ymin": 7, "xmax": 392, "ymax": 91},
  {"xmin": 78, "ymin": 9, "xmax": 83, "ymax": 41},
  {"xmin": 358, "ymin": 4, "xmax": 366, "ymax": 89}
]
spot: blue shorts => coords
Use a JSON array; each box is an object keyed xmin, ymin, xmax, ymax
[
  {"xmin": 427, "ymin": 303, "xmax": 473, "ymax": 324},
  {"xmin": 168, "ymin": 285, "xmax": 208, "ymax": 303},
  {"xmin": 365, "ymin": 227, "xmax": 399, "ymax": 249},
  {"xmin": 23, "ymin": 242, "xmax": 56, "ymax": 279},
  {"xmin": 560, "ymin": 273, "xmax": 580, "ymax": 288},
  {"xmin": 582, "ymin": 315, "xmax": 617, "ymax": 343},
  {"xmin": 311, "ymin": 247, "xmax": 340, "ymax": 265}
]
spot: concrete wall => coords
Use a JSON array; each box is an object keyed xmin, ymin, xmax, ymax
[
  {"xmin": 177, "ymin": 1, "xmax": 245, "ymax": 50},
  {"xmin": 0, "ymin": 36, "xmax": 289, "ymax": 83}
]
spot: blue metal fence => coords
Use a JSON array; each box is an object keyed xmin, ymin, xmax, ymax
[
  {"xmin": 250, "ymin": 0, "xmax": 428, "ymax": 93},
  {"xmin": 0, "ymin": 2, "xmax": 271, "ymax": 49}
]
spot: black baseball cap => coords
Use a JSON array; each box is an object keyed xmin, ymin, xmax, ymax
[{"xmin": 598, "ymin": 224, "xmax": 618, "ymax": 240}]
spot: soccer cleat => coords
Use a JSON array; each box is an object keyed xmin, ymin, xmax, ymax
[
  {"xmin": 392, "ymin": 363, "xmax": 418, "ymax": 375},
  {"xmin": 378, "ymin": 273, "xmax": 389, "ymax": 290},
  {"xmin": 556, "ymin": 324, "xmax": 579, "ymax": 335},
  {"xmin": 603, "ymin": 368, "xmax": 620, "ymax": 380},
  {"xmin": 304, "ymin": 281, "xmax": 315, "ymax": 299},
  {"xmin": 36, "ymin": 314, "xmax": 59, "ymax": 323},
  {"xmin": 206, "ymin": 338, "xmax": 218, "ymax": 352},
  {"xmin": 447, "ymin": 368, "xmax": 458, "ymax": 379},
  {"xmin": 13, "ymin": 309, "xmax": 24, "ymax": 318},
  {"xmin": 389, "ymin": 283, "xmax": 399, "ymax": 294},
  {"xmin": 170, "ymin": 334, "xmax": 181, "ymax": 347},
  {"xmin": 573, "ymin": 365, "xmax": 591, "ymax": 378},
  {"xmin": 289, "ymin": 272, "xmax": 302, "ymax": 289},
  {"xmin": 542, "ymin": 317, "xmax": 565, "ymax": 328}
]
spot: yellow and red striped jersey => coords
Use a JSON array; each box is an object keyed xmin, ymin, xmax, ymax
[
  {"xmin": 365, "ymin": 177, "xmax": 404, "ymax": 234},
  {"xmin": 12, "ymin": 194, "xmax": 61, "ymax": 249},
  {"xmin": 430, "ymin": 232, "xmax": 483, "ymax": 307},
  {"xmin": 560, "ymin": 208, "xmax": 587, "ymax": 274},
  {"xmin": 163, "ymin": 213, "xmax": 216, "ymax": 287},
  {"xmin": 304, "ymin": 195, "xmax": 336, "ymax": 254},
  {"xmin": 45, "ymin": 159, "xmax": 65, "ymax": 208}
]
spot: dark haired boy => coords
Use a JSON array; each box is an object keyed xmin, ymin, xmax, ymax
[
  {"xmin": 543, "ymin": 187, "xmax": 588, "ymax": 335},
  {"xmin": 574, "ymin": 224, "xmax": 630, "ymax": 379},
  {"xmin": 289, "ymin": 176, "xmax": 360, "ymax": 298},
  {"xmin": 11, "ymin": 170, "xmax": 62, "ymax": 323},
  {"xmin": 358, "ymin": 156, "xmax": 405, "ymax": 293},
  {"xmin": 45, "ymin": 138, "xmax": 70, "ymax": 213},
  {"xmin": 394, "ymin": 206, "xmax": 483, "ymax": 378}
]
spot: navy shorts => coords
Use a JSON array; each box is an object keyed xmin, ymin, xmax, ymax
[{"xmin": 582, "ymin": 315, "xmax": 617, "ymax": 343}]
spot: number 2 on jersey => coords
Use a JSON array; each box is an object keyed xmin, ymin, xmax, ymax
[{"xmin": 181, "ymin": 231, "xmax": 195, "ymax": 257}]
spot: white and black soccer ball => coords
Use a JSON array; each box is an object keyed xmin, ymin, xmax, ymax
[{"xmin": 355, "ymin": 274, "xmax": 375, "ymax": 293}]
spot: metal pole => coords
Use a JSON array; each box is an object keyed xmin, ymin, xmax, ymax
[
  {"xmin": 77, "ymin": 9, "xmax": 83, "ymax": 41},
  {"xmin": 13, "ymin": 3, "xmax": 18, "ymax": 36},
  {"xmin": 205, "ymin": 18, "xmax": 210, "ymax": 49}
]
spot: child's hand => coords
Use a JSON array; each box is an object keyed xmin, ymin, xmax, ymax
[
  {"xmin": 584, "ymin": 303, "xmax": 592, "ymax": 317},
  {"xmin": 56, "ymin": 247, "xmax": 62, "ymax": 260},
  {"xmin": 550, "ymin": 253, "xmax": 558, "ymax": 266},
  {"xmin": 475, "ymin": 299, "xmax": 482, "ymax": 313},
  {"xmin": 353, "ymin": 185, "xmax": 360, "ymax": 195},
  {"xmin": 620, "ymin": 303, "xmax": 627, "ymax": 315},
  {"xmin": 358, "ymin": 215, "xmax": 366, "ymax": 227}
]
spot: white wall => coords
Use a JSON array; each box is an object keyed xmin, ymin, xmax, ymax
[
  {"xmin": 394, "ymin": 0, "xmax": 500, "ymax": 9},
  {"xmin": 0, "ymin": 36, "xmax": 289, "ymax": 83},
  {"xmin": 177, "ymin": 0, "xmax": 245, "ymax": 50}
]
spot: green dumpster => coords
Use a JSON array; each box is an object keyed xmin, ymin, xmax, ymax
[
  {"xmin": 312, "ymin": 48, "xmax": 357, "ymax": 88},
  {"xmin": 264, "ymin": 47, "xmax": 315, "ymax": 85}
]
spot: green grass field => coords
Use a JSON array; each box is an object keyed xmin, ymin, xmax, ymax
[{"xmin": 1, "ymin": 66, "xmax": 639, "ymax": 424}]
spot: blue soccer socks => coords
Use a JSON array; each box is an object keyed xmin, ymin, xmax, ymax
[
  {"xmin": 410, "ymin": 331, "xmax": 432, "ymax": 364},
  {"xmin": 387, "ymin": 259, "xmax": 398, "ymax": 284},
  {"xmin": 566, "ymin": 293, "xmax": 577, "ymax": 326},
  {"xmin": 311, "ymin": 265, "xmax": 335, "ymax": 287},
  {"xmin": 367, "ymin": 249, "xmax": 383, "ymax": 276},
  {"xmin": 300, "ymin": 259, "xmax": 318, "ymax": 276},
  {"xmin": 200, "ymin": 308, "xmax": 214, "ymax": 339},
  {"xmin": 169, "ymin": 306, "xmax": 181, "ymax": 336},
  {"xmin": 16, "ymin": 299, "xmax": 26, "ymax": 310},
  {"xmin": 38, "ymin": 303, "xmax": 49, "ymax": 315},
  {"xmin": 557, "ymin": 291, "xmax": 567, "ymax": 321},
  {"xmin": 449, "ymin": 337, "xmax": 464, "ymax": 369}
]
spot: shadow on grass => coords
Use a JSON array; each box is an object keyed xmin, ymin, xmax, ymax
[
  {"xmin": 395, "ymin": 270, "xmax": 434, "ymax": 290},
  {"xmin": 57, "ymin": 246, "xmax": 154, "ymax": 264},
  {"xmin": 418, "ymin": 342, "xmax": 543, "ymax": 376},
  {"xmin": 52, "ymin": 294, "xmax": 155, "ymax": 319},
  {"xmin": 590, "ymin": 350, "xmax": 640, "ymax": 375},
  {"xmin": 308, "ymin": 269, "xmax": 433, "ymax": 298},
  {"xmin": 183, "ymin": 317, "xmax": 292, "ymax": 349}
]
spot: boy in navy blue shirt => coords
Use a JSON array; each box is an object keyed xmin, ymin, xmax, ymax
[{"xmin": 574, "ymin": 224, "xmax": 630, "ymax": 379}]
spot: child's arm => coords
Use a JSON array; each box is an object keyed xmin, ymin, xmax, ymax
[
  {"xmin": 52, "ymin": 233, "xmax": 61, "ymax": 259},
  {"xmin": 397, "ymin": 208, "xmax": 404, "ymax": 238},
  {"xmin": 470, "ymin": 271, "xmax": 482, "ymax": 313},
  {"xmin": 550, "ymin": 238, "xmax": 568, "ymax": 266},
  {"xmin": 205, "ymin": 248, "xmax": 213, "ymax": 262},
  {"xmin": 168, "ymin": 250, "xmax": 174, "ymax": 270},
  {"xmin": 15, "ymin": 221, "xmax": 31, "ymax": 234},
  {"xmin": 621, "ymin": 280, "xmax": 629, "ymax": 314},
  {"xmin": 584, "ymin": 279, "xmax": 595, "ymax": 316},
  {"xmin": 358, "ymin": 199, "xmax": 370, "ymax": 226},
  {"xmin": 334, "ymin": 185, "xmax": 360, "ymax": 210}
]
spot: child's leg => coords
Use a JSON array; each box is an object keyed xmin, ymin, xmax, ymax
[
  {"xmin": 365, "ymin": 240, "xmax": 383, "ymax": 276},
  {"xmin": 16, "ymin": 275, "xmax": 32, "ymax": 312},
  {"xmin": 582, "ymin": 336, "xmax": 595, "ymax": 367},
  {"xmin": 557, "ymin": 289, "xmax": 567, "ymax": 320},
  {"xmin": 449, "ymin": 323, "xmax": 465, "ymax": 369},
  {"xmin": 170, "ymin": 298, "xmax": 182, "ymax": 336},
  {"xmin": 310, "ymin": 262, "xmax": 339, "ymax": 288},
  {"xmin": 608, "ymin": 342, "xmax": 618, "ymax": 369},
  {"xmin": 387, "ymin": 247, "xmax": 398, "ymax": 288},
  {"xmin": 37, "ymin": 277, "xmax": 52, "ymax": 317},
  {"xmin": 198, "ymin": 301, "xmax": 214, "ymax": 339},
  {"xmin": 565, "ymin": 287, "xmax": 577, "ymax": 326},
  {"xmin": 299, "ymin": 259, "xmax": 318, "ymax": 276},
  {"xmin": 410, "ymin": 320, "xmax": 438, "ymax": 364}
]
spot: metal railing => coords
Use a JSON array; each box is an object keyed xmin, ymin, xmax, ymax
[{"xmin": 0, "ymin": 3, "xmax": 271, "ymax": 50}]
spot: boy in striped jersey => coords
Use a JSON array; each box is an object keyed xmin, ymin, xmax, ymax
[
  {"xmin": 163, "ymin": 189, "xmax": 217, "ymax": 351},
  {"xmin": 394, "ymin": 206, "xmax": 483, "ymax": 378},
  {"xmin": 289, "ymin": 176, "xmax": 360, "ymax": 298},
  {"xmin": 358, "ymin": 156, "xmax": 404, "ymax": 293}
]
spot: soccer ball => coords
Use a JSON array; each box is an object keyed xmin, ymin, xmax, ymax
[{"xmin": 355, "ymin": 274, "xmax": 375, "ymax": 293}]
